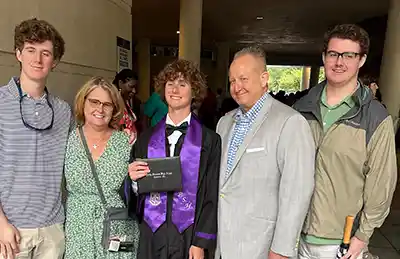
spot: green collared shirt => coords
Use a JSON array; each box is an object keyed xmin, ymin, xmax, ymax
[{"xmin": 320, "ymin": 85, "xmax": 356, "ymax": 132}]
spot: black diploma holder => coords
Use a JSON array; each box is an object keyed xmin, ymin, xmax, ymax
[{"xmin": 136, "ymin": 156, "xmax": 182, "ymax": 194}]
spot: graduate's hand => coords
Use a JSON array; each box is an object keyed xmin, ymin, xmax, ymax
[
  {"xmin": 188, "ymin": 245, "xmax": 204, "ymax": 259},
  {"xmin": 128, "ymin": 161, "xmax": 150, "ymax": 180},
  {"xmin": 268, "ymin": 250, "xmax": 288, "ymax": 259}
]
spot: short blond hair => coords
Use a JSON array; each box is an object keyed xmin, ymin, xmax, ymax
[{"xmin": 74, "ymin": 76, "xmax": 125, "ymax": 129}]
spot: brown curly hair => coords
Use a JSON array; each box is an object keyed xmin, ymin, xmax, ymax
[
  {"xmin": 14, "ymin": 18, "xmax": 65, "ymax": 61},
  {"xmin": 153, "ymin": 59, "xmax": 207, "ymax": 105},
  {"xmin": 323, "ymin": 24, "xmax": 370, "ymax": 55}
]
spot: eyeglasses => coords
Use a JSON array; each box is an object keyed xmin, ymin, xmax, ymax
[
  {"xmin": 86, "ymin": 98, "xmax": 114, "ymax": 112},
  {"xmin": 325, "ymin": 51, "xmax": 361, "ymax": 62},
  {"xmin": 16, "ymin": 82, "xmax": 54, "ymax": 131}
]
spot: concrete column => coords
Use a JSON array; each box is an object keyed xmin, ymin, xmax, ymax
[
  {"xmin": 301, "ymin": 66, "xmax": 311, "ymax": 90},
  {"xmin": 136, "ymin": 38, "xmax": 151, "ymax": 102},
  {"xmin": 379, "ymin": 0, "xmax": 400, "ymax": 117},
  {"xmin": 309, "ymin": 65, "xmax": 321, "ymax": 87},
  {"xmin": 215, "ymin": 42, "xmax": 230, "ymax": 93},
  {"xmin": 178, "ymin": 0, "xmax": 203, "ymax": 65}
]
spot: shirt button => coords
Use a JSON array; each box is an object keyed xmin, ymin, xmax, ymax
[{"xmin": 35, "ymin": 112, "xmax": 39, "ymax": 116}]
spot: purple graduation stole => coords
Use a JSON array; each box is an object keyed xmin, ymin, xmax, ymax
[{"xmin": 144, "ymin": 115, "xmax": 202, "ymax": 233}]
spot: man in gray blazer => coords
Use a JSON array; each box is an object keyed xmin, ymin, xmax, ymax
[{"xmin": 215, "ymin": 46, "xmax": 315, "ymax": 259}]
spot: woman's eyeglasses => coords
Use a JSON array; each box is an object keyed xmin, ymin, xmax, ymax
[{"xmin": 86, "ymin": 98, "xmax": 114, "ymax": 112}]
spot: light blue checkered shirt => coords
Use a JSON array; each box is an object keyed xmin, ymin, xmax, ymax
[{"xmin": 225, "ymin": 93, "xmax": 269, "ymax": 179}]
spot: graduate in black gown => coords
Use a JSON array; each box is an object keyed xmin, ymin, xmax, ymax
[{"xmin": 122, "ymin": 59, "xmax": 221, "ymax": 259}]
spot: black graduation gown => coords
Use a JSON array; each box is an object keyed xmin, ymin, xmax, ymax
[{"xmin": 121, "ymin": 123, "xmax": 221, "ymax": 259}]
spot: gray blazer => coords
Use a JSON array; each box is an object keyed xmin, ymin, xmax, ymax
[{"xmin": 215, "ymin": 95, "xmax": 315, "ymax": 259}]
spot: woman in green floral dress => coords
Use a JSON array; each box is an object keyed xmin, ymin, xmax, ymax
[{"xmin": 64, "ymin": 77, "xmax": 139, "ymax": 259}]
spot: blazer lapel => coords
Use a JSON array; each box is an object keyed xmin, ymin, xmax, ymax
[
  {"xmin": 222, "ymin": 97, "xmax": 273, "ymax": 187},
  {"xmin": 219, "ymin": 115, "xmax": 235, "ymax": 186}
]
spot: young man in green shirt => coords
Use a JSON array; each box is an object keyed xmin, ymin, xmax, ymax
[{"xmin": 294, "ymin": 24, "xmax": 397, "ymax": 259}]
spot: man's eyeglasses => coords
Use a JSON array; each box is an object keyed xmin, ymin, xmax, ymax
[
  {"xmin": 17, "ymin": 82, "xmax": 54, "ymax": 131},
  {"xmin": 325, "ymin": 51, "xmax": 361, "ymax": 62},
  {"xmin": 86, "ymin": 98, "xmax": 114, "ymax": 112}
]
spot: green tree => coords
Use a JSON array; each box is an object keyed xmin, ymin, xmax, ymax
[
  {"xmin": 268, "ymin": 66, "xmax": 303, "ymax": 93},
  {"xmin": 319, "ymin": 67, "xmax": 326, "ymax": 83}
]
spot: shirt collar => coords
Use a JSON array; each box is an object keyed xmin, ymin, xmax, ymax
[
  {"xmin": 166, "ymin": 113, "xmax": 191, "ymax": 126},
  {"xmin": 7, "ymin": 76, "xmax": 48, "ymax": 101},
  {"xmin": 321, "ymin": 82, "xmax": 359, "ymax": 109},
  {"xmin": 234, "ymin": 92, "xmax": 269, "ymax": 122}
]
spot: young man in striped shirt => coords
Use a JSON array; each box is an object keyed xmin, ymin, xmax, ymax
[{"xmin": 0, "ymin": 18, "xmax": 72, "ymax": 259}]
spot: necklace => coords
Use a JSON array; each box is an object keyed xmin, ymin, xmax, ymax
[{"xmin": 84, "ymin": 129, "xmax": 111, "ymax": 150}]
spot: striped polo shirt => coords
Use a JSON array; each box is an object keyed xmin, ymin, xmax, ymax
[{"xmin": 0, "ymin": 77, "xmax": 72, "ymax": 228}]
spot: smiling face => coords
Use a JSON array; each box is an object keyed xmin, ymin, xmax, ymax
[
  {"xmin": 119, "ymin": 78, "xmax": 138, "ymax": 100},
  {"xmin": 16, "ymin": 41, "xmax": 57, "ymax": 82},
  {"xmin": 229, "ymin": 54, "xmax": 269, "ymax": 111},
  {"xmin": 83, "ymin": 87, "xmax": 114, "ymax": 129},
  {"xmin": 164, "ymin": 74, "xmax": 192, "ymax": 113},
  {"xmin": 323, "ymin": 38, "xmax": 366, "ymax": 87}
]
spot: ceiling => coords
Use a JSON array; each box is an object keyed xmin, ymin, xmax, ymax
[{"xmin": 132, "ymin": 0, "xmax": 389, "ymax": 54}]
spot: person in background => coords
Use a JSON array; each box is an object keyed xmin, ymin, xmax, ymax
[
  {"xmin": 293, "ymin": 24, "xmax": 397, "ymax": 259},
  {"xmin": 198, "ymin": 88, "xmax": 218, "ymax": 130},
  {"xmin": 143, "ymin": 91, "xmax": 168, "ymax": 127},
  {"xmin": 64, "ymin": 76, "xmax": 139, "ymax": 259},
  {"xmin": 123, "ymin": 59, "xmax": 221, "ymax": 259},
  {"xmin": 0, "ymin": 18, "xmax": 70, "ymax": 259},
  {"xmin": 113, "ymin": 69, "xmax": 139, "ymax": 136},
  {"xmin": 360, "ymin": 74, "xmax": 382, "ymax": 103}
]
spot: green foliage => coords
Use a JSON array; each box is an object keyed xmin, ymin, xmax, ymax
[
  {"xmin": 268, "ymin": 66, "xmax": 303, "ymax": 93},
  {"xmin": 319, "ymin": 67, "xmax": 326, "ymax": 83},
  {"xmin": 267, "ymin": 66, "xmax": 325, "ymax": 93}
]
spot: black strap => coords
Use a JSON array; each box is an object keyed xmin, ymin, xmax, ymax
[{"xmin": 78, "ymin": 126, "xmax": 107, "ymax": 207}]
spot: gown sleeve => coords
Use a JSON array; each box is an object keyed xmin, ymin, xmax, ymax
[{"xmin": 192, "ymin": 133, "xmax": 221, "ymax": 250}]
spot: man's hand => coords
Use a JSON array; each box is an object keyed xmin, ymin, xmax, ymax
[
  {"xmin": 341, "ymin": 237, "xmax": 366, "ymax": 259},
  {"xmin": 189, "ymin": 245, "xmax": 204, "ymax": 259},
  {"xmin": 0, "ymin": 220, "xmax": 20, "ymax": 259},
  {"xmin": 268, "ymin": 250, "xmax": 288, "ymax": 259}
]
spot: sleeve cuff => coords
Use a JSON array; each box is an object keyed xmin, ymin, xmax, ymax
[
  {"xmin": 354, "ymin": 229, "xmax": 370, "ymax": 244},
  {"xmin": 192, "ymin": 232, "xmax": 217, "ymax": 250},
  {"xmin": 131, "ymin": 181, "xmax": 138, "ymax": 195}
]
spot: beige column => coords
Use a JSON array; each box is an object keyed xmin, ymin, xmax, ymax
[
  {"xmin": 309, "ymin": 65, "xmax": 321, "ymax": 87},
  {"xmin": 215, "ymin": 42, "xmax": 230, "ymax": 93},
  {"xmin": 178, "ymin": 0, "xmax": 203, "ymax": 65},
  {"xmin": 379, "ymin": 0, "xmax": 400, "ymax": 117},
  {"xmin": 136, "ymin": 38, "xmax": 151, "ymax": 102},
  {"xmin": 301, "ymin": 66, "xmax": 311, "ymax": 90}
]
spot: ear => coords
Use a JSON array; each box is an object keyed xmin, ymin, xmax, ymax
[
  {"xmin": 261, "ymin": 71, "xmax": 269, "ymax": 89},
  {"xmin": 322, "ymin": 53, "xmax": 326, "ymax": 65},
  {"xmin": 358, "ymin": 54, "xmax": 367, "ymax": 69},
  {"xmin": 16, "ymin": 49, "xmax": 22, "ymax": 63},
  {"xmin": 52, "ymin": 59, "xmax": 59, "ymax": 69}
]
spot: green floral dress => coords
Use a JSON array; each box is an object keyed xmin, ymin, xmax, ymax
[{"xmin": 64, "ymin": 129, "xmax": 139, "ymax": 259}]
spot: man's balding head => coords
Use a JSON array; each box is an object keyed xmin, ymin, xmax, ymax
[{"xmin": 233, "ymin": 46, "xmax": 267, "ymax": 73}]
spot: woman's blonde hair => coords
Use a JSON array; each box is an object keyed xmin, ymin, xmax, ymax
[{"xmin": 74, "ymin": 76, "xmax": 125, "ymax": 129}]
